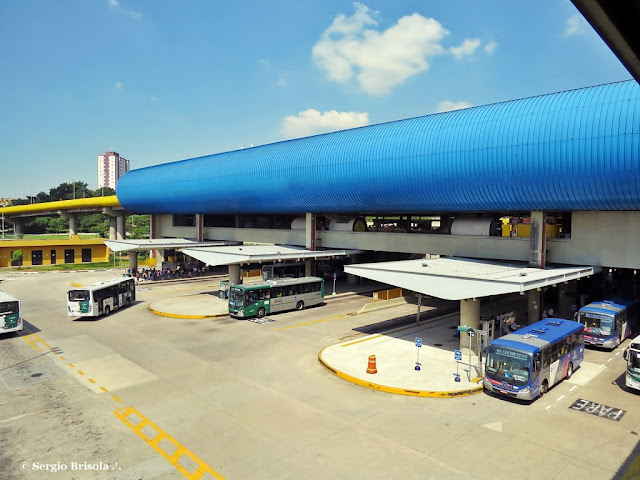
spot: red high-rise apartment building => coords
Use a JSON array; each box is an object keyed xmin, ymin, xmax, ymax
[{"xmin": 97, "ymin": 151, "xmax": 130, "ymax": 190}]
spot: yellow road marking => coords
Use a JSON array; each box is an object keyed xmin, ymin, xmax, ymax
[
  {"xmin": 21, "ymin": 332, "xmax": 51, "ymax": 352},
  {"xmin": 60, "ymin": 356, "xmax": 66, "ymax": 361},
  {"xmin": 88, "ymin": 378, "xmax": 96, "ymax": 384},
  {"xmin": 275, "ymin": 313, "xmax": 351, "ymax": 331},
  {"xmin": 113, "ymin": 395, "xmax": 122, "ymax": 402},
  {"xmin": 100, "ymin": 386, "xmax": 109, "ymax": 393},
  {"xmin": 78, "ymin": 370, "xmax": 85, "ymax": 376},
  {"xmin": 115, "ymin": 406, "xmax": 224, "ymax": 480},
  {"xmin": 67, "ymin": 363, "xmax": 75, "ymax": 368}
]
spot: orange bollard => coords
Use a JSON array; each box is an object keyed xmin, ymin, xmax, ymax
[{"xmin": 366, "ymin": 355, "xmax": 377, "ymax": 374}]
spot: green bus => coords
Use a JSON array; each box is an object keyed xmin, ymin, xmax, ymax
[{"xmin": 228, "ymin": 276, "xmax": 325, "ymax": 318}]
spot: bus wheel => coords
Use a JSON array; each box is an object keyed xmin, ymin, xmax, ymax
[
  {"xmin": 566, "ymin": 363, "xmax": 573, "ymax": 380},
  {"xmin": 296, "ymin": 301, "xmax": 305, "ymax": 311},
  {"xmin": 257, "ymin": 307, "xmax": 266, "ymax": 318},
  {"xmin": 104, "ymin": 306, "xmax": 111, "ymax": 316},
  {"xmin": 540, "ymin": 380, "xmax": 548, "ymax": 397}
]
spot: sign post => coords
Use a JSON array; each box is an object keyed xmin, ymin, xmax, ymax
[
  {"xmin": 454, "ymin": 349, "xmax": 462, "ymax": 382},
  {"xmin": 332, "ymin": 272, "xmax": 337, "ymax": 295},
  {"xmin": 415, "ymin": 337, "xmax": 422, "ymax": 371}
]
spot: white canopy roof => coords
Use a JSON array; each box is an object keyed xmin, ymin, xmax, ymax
[
  {"xmin": 105, "ymin": 238, "xmax": 228, "ymax": 253},
  {"xmin": 180, "ymin": 244, "xmax": 361, "ymax": 266},
  {"xmin": 344, "ymin": 257, "xmax": 600, "ymax": 301}
]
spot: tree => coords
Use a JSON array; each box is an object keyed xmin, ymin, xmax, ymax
[
  {"xmin": 92, "ymin": 187, "xmax": 116, "ymax": 197},
  {"xmin": 127, "ymin": 214, "xmax": 150, "ymax": 239}
]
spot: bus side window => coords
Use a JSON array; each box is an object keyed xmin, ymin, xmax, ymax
[
  {"xmin": 534, "ymin": 353, "xmax": 541, "ymax": 376},
  {"xmin": 301, "ymin": 283, "xmax": 310, "ymax": 294},
  {"xmin": 292, "ymin": 285, "xmax": 300, "ymax": 295}
]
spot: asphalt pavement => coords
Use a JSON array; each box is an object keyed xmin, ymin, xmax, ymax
[{"xmin": 142, "ymin": 278, "xmax": 486, "ymax": 398}]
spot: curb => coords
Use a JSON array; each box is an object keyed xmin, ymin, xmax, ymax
[
  {"xmin": 147, "ymin": 303, "xmax": 229, "ymax": 319},
  {"xmin": 317, "ymin": 349, "xmax": 483, "ymax": 398}
]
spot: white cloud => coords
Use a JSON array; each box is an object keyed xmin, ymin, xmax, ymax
[
  {"xmin": 312, "ymin": 3, "xmax": 487, "ymax": 96},
  {"xmin": 115, "ymin": 81, "xmax": 123, "ymax": 89},
  {"xmin": 436, "ymin": 100, "xmax": 472, "ymax": 113},
  {"xmin": 276, "ymin": 76, "xmax": 288, "ymax": 87},
  {"xmin": 450, "ymin": 38, "xmax": 481, "ymax": 59},
  {"xmin": 106, "ymin": 0, "xmax": 142, "ymax": 20},
  {"xmin": 484, "ymin": 41, "xmax": 497, "ymax": 54},
  {"xmin": 313, "ymin": 3, "xmax": 453, "ymax": 96},
  {"xmin": 564, "ymin": 14, "xmax": 586, "ymax": 37},
  {"xmin": 281, "ymin": 109, "xmax": 369, "ymax": 139}
]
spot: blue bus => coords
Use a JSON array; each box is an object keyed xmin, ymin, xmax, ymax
[
  {"xmin": 574, "ymin": 299, "xmax": 639, "ymax": 350},
  {"xmin": 484, "ymin": 318, "xmax": 585, "ymax": 401}
]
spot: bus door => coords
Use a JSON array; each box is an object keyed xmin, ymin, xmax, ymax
[
  {"xmin": 94, "ymin": 292, "xmax": 103, "ymax": 314},
  {"xmin": 531, "ymin": 352, "xmax": 542, "ymax": 395},
  {"xmin": 111, "ymin": 286, "xmax": 119, "ymax": 309},
  {"xmin": 244, "ymin": 290, "xmax": 259, "ymax": 317}
]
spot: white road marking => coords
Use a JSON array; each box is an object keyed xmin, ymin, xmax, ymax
[
  {"xmin": 545, "ymin": 405, "xmax": 552, "ymax": 411},
  {"xmin": 557, "ymin": 395, "xmax": 565, "ymax": 402},
  {"xmin": 570, "ymin": 385, "xmax": 578, "ymax": 392},
  {"xmin": 607, "ymin": 358, "xmax": 613, "ymax": 362}
]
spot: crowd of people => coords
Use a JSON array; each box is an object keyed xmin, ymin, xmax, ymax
[{"xmin": 129, "ymin": 264, "xmax": 208, "ymax": 282}]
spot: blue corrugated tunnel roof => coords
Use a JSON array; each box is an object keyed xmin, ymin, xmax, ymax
[{"xmin": 117, "ymin": 80, "xmax": 640, "ymax": 215}]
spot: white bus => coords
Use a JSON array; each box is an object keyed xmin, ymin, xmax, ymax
[
  {"xmin": 228, "ymin": 276, "xmax": 325, "ymax": 318},
  {"xmin": 623, "ymin": 335, "xmax": 640, "ymax": 392},
  {"xmin": 0, "ymin": 291, "xmax": 23, "ymax": 334},
  {"xmin": 67, "ymin": 277, "xmax": 135, "ymax": 318}
]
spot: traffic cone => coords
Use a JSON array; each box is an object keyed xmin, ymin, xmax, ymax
[{"xmin": 366, "ymin": 355, "xmax": 377, "ymax": 374}]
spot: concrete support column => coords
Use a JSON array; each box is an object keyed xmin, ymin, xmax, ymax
[
  {"xmin": 154, "ymin": 249, "xmax": 165, "ymax": 269},
  {"xmin": 64, "ymin": 213, "xmax": 78, "ymax": 236},
  {"xmin": 229, "ymin": 264, "xmax": 241, "ymax": 285},
  {"xmin": 305, "ymin": 258, "xmax": 313, "ymax": 277},
  {"xmin": 128, "ymin": 251, "xmax": 138, "ymax": 272},
  {"xmin": 305, "ymin": 212, "xmax": 316, "ymax": 250},
  {"xmin": 529, "ymin": 211, "xmax": 546, "ymax": 269},
  {"xmin": 460, "ymin": 298, "xmax": 480, "ymax": 354},
  {"xmin": 196, "ymin": 214, "xmax": 204, "ymax": 242},
  {"xmin": 116, "ymin": 214, "xmax": 125, "ymax": 240},
  {"xmin": 14, "ymin": 220, "xmax": 24, "ymax": 237},
  {"xmin": 109, "ymin": 217, "xmax": 117, "ymax": 240},
  {"xmin": 527, "ymin": 289, "xmax": 541, "ymax": 324}
]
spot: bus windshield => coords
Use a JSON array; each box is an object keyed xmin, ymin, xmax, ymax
[
  {"xmin": 0, "ymin": 301, "xmax": 18, "ymax": 314},
  {"xmin": 68, "ymin": 290, "xmax": 90, "ymax": 302},
  {"xmin": 229, "ymin": 288, "xmax": 245, "ymax": 308},
  {"xmin": 485, "ymin": 346, "xmax": 531, "ymax": 386},
  {"xmin": 577, "ymin": 313, "xmax": 614, "ymax": 338}
]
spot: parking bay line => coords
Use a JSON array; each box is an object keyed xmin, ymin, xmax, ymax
[{"xmin": 114, "ymin": 406, "xmax": 224, "ymax": 480}]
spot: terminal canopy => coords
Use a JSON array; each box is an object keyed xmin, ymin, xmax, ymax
[
  {"xmin": 180, "ymin": 244, "xmax": 361, "ymax": 266},
  {"xmin": 344, "ymin": 257, "xmax": 600, "ymax": 301},
  {"xmin": 105, "ymin": 238, "xmax": 229, "ymax": 253}
]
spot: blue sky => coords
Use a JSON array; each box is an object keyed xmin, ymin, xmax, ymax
[{"xmin": 0, "ymin": 0, "xmax": 631, "ymax": 199}]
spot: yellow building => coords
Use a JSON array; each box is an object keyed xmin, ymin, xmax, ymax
[{"xmin": 0, "ymin": 237, "xmax": 110, "ymax": 268}]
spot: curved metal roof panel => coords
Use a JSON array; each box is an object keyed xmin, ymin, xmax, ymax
[{"xmin": 117, "ymin": 80, "xmax": 640, "ymax": 214}]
